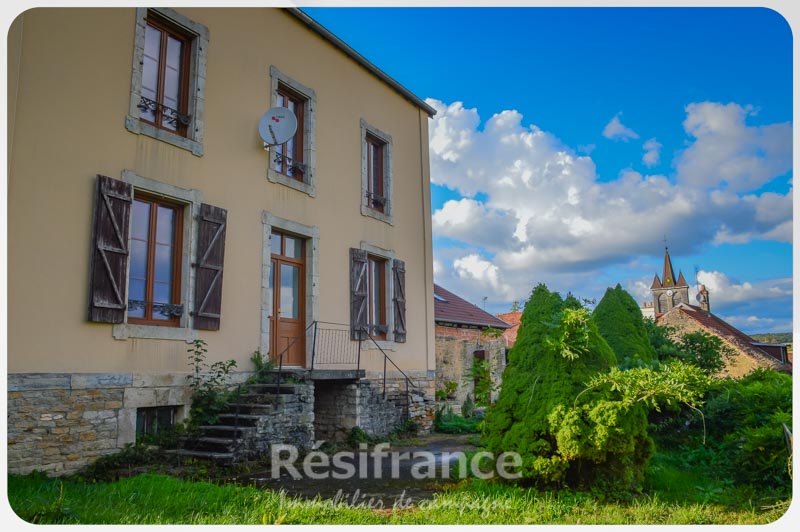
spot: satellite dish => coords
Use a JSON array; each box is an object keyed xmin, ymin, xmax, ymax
[
  {"xmin": 696, "ymin": 293, "xmax": 704, "ymax": 302},
  {"xmin": 258, "ymin": 107, "xmax": 298, "ymax": 147}
]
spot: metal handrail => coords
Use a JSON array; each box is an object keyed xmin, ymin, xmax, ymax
[{"xmin": 272, "ymin": 321, "xmax": 317, "ymax": 393}]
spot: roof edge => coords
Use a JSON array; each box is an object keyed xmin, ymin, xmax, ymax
[
  {"xmin": 436, "ymin": 318, "xmax": 512, "ymax": 329},
  {"xmin": 285, "ymin": 8, "xmax": 437, "ymax": 117}
]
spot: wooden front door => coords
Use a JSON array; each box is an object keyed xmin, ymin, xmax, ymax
[{"xmin": 268, "ymin": 231, "xmax": 305, "ymax": 367}]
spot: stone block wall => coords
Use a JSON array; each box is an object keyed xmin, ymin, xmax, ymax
[
  {"xmin": 435, "ymin": 327, "xmax": 506, "ymax": 408},
  {"xmin": 252, "ymin": 382, "xmax": 315, "ymax": 453},
  {"xmin": 314, "ymin": 381, "xmax": 359, "ymax": 442},
  {"xmin": 7, "ymin": 372, "xmax": 198, "ymax": 476}
]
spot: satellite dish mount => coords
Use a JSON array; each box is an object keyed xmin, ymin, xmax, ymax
[{"xmin": 258, "ymin": 107, "xmax": 298, "ymax": 150}]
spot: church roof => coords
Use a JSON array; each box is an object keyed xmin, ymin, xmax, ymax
[
  {"xmin": 650, "ymin": 274, "xmax": 662, "ymax": 289},
  {"xmin": 661, "ymin": 304, "xmax": 790, "ymax": 370},
  {"xmin": 662, "ymin": 247, "xmax": 677, "ymax": 286},
  {"xmin": 675, "ymin": 271, "xmax": 689, "ymax": 288}
]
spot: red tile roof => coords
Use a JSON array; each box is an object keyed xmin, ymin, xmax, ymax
[
  {"xmin": 665, "ymin": 304, "xmax": 790, "ymax": 368},
  {"xmin": 433, "ymin": 284, "xmax": 511, "ymax": 329},
  {"xmin": 496, "ymin": 311, "xmax": 522, "ymax": 346}
]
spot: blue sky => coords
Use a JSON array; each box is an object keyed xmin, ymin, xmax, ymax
[{"xmin": 304, "ymin": 6, "xmax": 793, "ymax": 334}]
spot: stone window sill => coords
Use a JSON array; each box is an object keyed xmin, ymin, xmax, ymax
[
  {"xmin": 267, "ymin": 169, "xmax": 316, "ymax": 197},
  {"xmin": 112, "ymin": 323, "xmax": 197, "ymax": 342},
  {"xmin": 360, "ymin": 205, "xmax": 394, "ymax": 225}
]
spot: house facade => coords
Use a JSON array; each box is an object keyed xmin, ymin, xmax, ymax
[
  {"xmin": 7, "ymin": 7, "xmax": 437, "ymax": 475},
  {"xmin": 433, "ymin": 285, "xmax": 511, "ymax": 412}
]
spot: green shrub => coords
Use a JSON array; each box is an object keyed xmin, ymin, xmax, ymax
[
  {"xmin": 462, "ymin": 394, "xmax": 476, "ymax": 419},
  {"xmin": 186, "ymin": 340, "xmax": 237, "ymax": 427},
  {"xmin": 434, "ymin": 406, "xmax": 480, "ymax": 434},
  {"xmin": 593, "ymin": 284, "xmax": 656, "ymax": 369},
  {"xmin": 248, "ymin": 350, "xmax": 274, "ymax": 384}
]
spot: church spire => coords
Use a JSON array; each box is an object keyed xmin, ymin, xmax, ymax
[{"xmin": 662, "ymin": 245, "xmax": 677, "ymax": 287}]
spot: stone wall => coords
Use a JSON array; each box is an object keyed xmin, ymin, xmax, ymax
[
  {"xmin": 251, "ymin": 382, "xmax": 315, "ymax": 453},
  {"xmin": 313, "ymin": 374, "xmax": 436, "ymax": 441},
  {"xmin": 7, "ymin": 372, "xmax": 201, "ymax": 476},
  {"xmin": 435, "ymin": 326, "xmax": 506, "ymax": 409}
]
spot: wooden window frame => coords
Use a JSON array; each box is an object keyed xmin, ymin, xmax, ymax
[
  {"xmin": 275, "ymin": 83, "xmax": 306, "ymax": 182},
  {"xmin": 367, "ymin": 255, "xmax": 388, "ymax": 339},
  {"xmin": 366, "ymin": 134, "xmax": 386, "ymax": 213},
  {"xmin": 140, "ymin": 13, "xmax": 192, "ymax": 138},
  {"xmin": 128, "ymin": 192, "xmax": 184, "ymax": 327}
]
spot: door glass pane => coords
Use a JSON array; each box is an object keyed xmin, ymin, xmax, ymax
[
  {"xmin": 155, "ymin": 206, "xmax": 174, "ymax": 245},
  {"xmin": 284, "ymin": 236, "xmax": 302, "ymax": 259},
  {"xmin": 279, "ymin": 264, "xmax": 300, "ymax": 319},
  {"xmin": 268, "ymin": 260, "xmax": 275, "ymax": 316}
]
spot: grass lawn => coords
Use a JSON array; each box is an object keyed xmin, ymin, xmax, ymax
[{"xmin": 7, "ymin": 471, "xmax": 790, "ymax": 525}]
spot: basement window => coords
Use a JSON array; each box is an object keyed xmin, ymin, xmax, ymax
[{"xmin": 136, "ymin": 406, "xmax": 177, "ymax": 438}]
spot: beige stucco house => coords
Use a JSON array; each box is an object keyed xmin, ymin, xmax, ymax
[{"xmin": 7, "ymin": 7, "xmax": 437, "ymax": 474}]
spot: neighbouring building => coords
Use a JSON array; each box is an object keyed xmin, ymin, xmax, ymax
[
  {"xmin": 642, "ymin": 247, "xmax": 791, "ymax": 377},
  {"xmin": 496, "ymin": 311, "xmax": 522, "ymax": 348},
  {"xmin": 7, "ymin": 7, "xmax": 438, "ymax": 475},
  {"xmin": 433, "ymin": 285, "xmax": 511, "ymax": 413}
]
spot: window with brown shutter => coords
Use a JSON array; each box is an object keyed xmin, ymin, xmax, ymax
[
  {"xmin": 392, "ymin": 259, "xmax": 406, "ymax": 343},
  {"xmin": 350, "ymin": 248, "xmax": 369, "ymax": 340},
  {"xmin": 274, "ymin": 84, "xmax": 307, "ymax": 181},
  {"xmin": 367, "ymin": 255, "xmax": 388, "ymax": 339},
  {"xmin": 193, "ymin": 203, "xmax": 227, "ymax": 331},
  {"xmin": 88, "ymin": 175, "xmax": 133, "ymax": 323},
  {"xmin": 366, "ymin": 135, "xmax": 386, "ymax": 212}
]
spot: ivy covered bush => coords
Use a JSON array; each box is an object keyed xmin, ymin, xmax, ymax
[{"xmin": 483, "ymin": 284, "xmax": 654, "ymax": 491}]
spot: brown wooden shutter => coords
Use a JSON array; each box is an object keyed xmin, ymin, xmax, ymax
[
  {"xmin": 392, "ymin": 259, "xmax": 407, "ymax": 343},
  {"xmin": 193, "ymin": 203, "xmax": 227, "ymax": 331},
  {"xmin": 88, "ymin": 175, "xmax": 132, "ymax": 323},
  {"xmin": 350, "ymin": 248, "xmax": 369, "ymax": 340}
]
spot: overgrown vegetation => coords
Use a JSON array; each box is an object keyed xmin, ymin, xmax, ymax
[
  {"xmin": 186, "ymin": 339, "xmax": 237, "ymax": 427},
  {"xmin": 434, "ymin": 406, "xmax": 480, "ymax": 434},
  {"xmin": 8, "ymin": 473, "xmax": 787, "ymax": 524}
]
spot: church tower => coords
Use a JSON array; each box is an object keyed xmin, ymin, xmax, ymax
[{"xmin": 650, "ymin": 246, "xmax": 690, "ymax": 315}]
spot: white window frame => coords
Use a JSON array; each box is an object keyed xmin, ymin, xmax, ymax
[
  {"xmin": 125, "ymin": 8, "xmax": 209, "ymax": 156},
  {"xmin": 267, "ymin": 66, "xmax": 317, "ymax": 197},
  {"xmin": 360, "ymin": 241, "xmax": 396, "ymax": 350},
  {"xmin": 112, "ymin": 170, "xmax": 202, "ymax": 342},
  {"xmin": 360, "ymin": 119, "xmax": 394, "ymax": 225}
]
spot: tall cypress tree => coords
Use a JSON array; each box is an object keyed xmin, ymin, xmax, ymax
[{"xmin": 593, "ymin": 284, "xmax": 656, "ymax": 368}]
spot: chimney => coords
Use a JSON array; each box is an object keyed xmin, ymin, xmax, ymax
[{"xmin": 699, "ymin": 284, "xmax": 710, "ymax": 312}]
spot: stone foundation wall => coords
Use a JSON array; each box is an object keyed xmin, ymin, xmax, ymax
[
  {"xmin": 252, "ymin": 382, "xmax": 315, "ymax": 452},
  {"xmin": 7, "ymin": 372, "xmax": 204, "ymax": 476},
  {"xmin": 314, "ymin": 381, "xmax": 359, "ymax": 442}
]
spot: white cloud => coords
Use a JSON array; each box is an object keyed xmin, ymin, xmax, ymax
[
  {"xmin": 718, "ymin": 314, "xmax": 792, "ymax": 334},
  {"xmin": 642, "ymin": 138, "xmax": 662, "ymax": 167},
  {"xmin": 426, "ymin": 98, "xmax": 792, "ymax": 324},
  {"xmin": 602, "ymin": 113, "xmax": 639, "ymax": 141},
  {"xmin": 432, "ymin": 199, "xmax": 521, "ymax": 252},
  {"xmin": 696, "ymin": 270, "xmax": 792, "ymax": 307},
  {"xmin": 676, "ymin": 102, "xmax": 792, "ymax": 192}
]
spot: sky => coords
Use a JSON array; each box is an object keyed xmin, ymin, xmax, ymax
[{"xmin": 303, "ymin": 5, "xmax": 794, "ymax": 334}]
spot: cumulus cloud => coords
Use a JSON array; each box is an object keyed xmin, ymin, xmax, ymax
[
  {"xmin": 602, "ymin": 113, "xmax": 639, "ymax": 141},
  {"xmin": 426, "ymin": 98, "xmax": 791, "ymax": 326},
  {"xmin": 696, "ymin": 270, "xmax": 792, "ymax": 307},
  {"xmin": 676, "ymin": 102, "xmax": 792, "ymax": 192},
  {"xmin": 642, "ymin": 138, "xmax": 662, "ymax": 167},
  {"xmin": 718, "ymin": 314, "xmax": 792, "ymax": 334}
]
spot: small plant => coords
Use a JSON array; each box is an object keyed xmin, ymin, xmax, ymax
[
  {"xmin": 462, "ymin": 394, "xmax": 476, "ymax": 419},
  {"xmin": 249, "ymin": 350, "xmax": 274, "ymax": 384},
  {"xmin": 464, "ymin": 358, "xmax": 494, "ymax": 406},
  {"xmin": 186, "ymin": 339, "xmax": 237, "ymax": 427},
  {"xmin": 434, "ymin": 405, "xmax": 480, "ymax": 434}
]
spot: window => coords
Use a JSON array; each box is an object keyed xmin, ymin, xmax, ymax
[
  {"xmin": 136, "ymin": 406, "xmax": 177, "ymax": 439},
  {"xmin": 139, "ymin": 15, "xmax": 191, "ymax": 136},
  {"xmin": 368, "ymin": 255, "xmax": 388, "ymax": 338},
  {"xmin": 274, "ymin": 85, "xmax": 306, "ymax": 181},
  {"xmin": 360, "ymin": 119, "xmax": 393, "ymax": 224},
  {"xmin": 268, "ymin": 66, "xmax": 317, "ymax": 196},
  {"xmin": 126, "ymin": 8, "xmax": 208, "ymax": 156},
  {"xmin": 128, "ymin": 193, "xmax": 184, "ymax": 326},
  {"xmin": 366, "ymin": 135, "xmax": 386, "ymax": 212}
]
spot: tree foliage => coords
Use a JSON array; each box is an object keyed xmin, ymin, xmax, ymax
[
  {"xmin": 593, "ymin": 284, "xmax": 656, "ymax": 369},
  {"xmin": 484, "ymin": 284, "xmax": 655, "ymax": 490}
]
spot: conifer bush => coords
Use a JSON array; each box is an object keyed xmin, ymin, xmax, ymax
[
  {"xmin": 593, "ymin": 284, "xmax": 656, "ymax": 368},
  {"xmin": 483, "ymin": 284, "xmax": 653, "ymax": 491}
]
